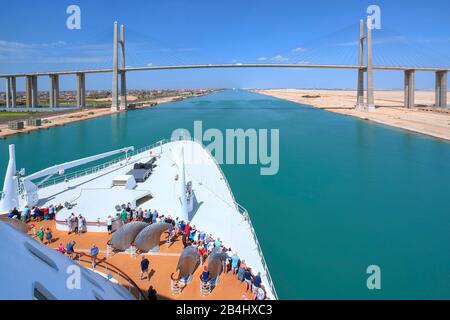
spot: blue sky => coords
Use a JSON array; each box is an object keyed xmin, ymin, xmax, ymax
[{"xmin": 1, "ymin": 0, "xmax": 450, "ymax": 91}]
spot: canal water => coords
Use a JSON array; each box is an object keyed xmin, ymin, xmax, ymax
[{"xmin": 1, "ymin": 90, "xmax": 449, "ymax": 299}]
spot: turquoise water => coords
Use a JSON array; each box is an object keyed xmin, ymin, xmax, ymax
[{"xmin": 1, "ymin": 90, "xmax": 450, "ymax": 299}]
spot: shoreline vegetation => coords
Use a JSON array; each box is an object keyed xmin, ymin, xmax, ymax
[
  {"xmin": 0, "ymin": 89, "xmax": 217, "ymax": 139},
  {"xmin": 252, "ymin": 89, "xmax": 450, "ymax": 141}
]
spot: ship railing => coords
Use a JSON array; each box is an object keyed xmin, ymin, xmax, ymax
[
  {"xmin": 38, "ymin": 139, "xmax": 169, "ymax": 189},
  {"xmin": 190, "ymin": 136, "xmax": 279, "ymax": 300},
  {"xmin": 75, "ymin": 252, "xmax": 147, "ymax": 300},
  {"xmin": 236, "ymin": 203, "xmax": 279, "ymax": 300}
]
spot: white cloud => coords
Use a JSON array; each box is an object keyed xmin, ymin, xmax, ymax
[
  {"xmin": 257, "ymin": 57, "xmax": 268, "ymax": 61},
  {"xmin": 270, "ymin": 55, "xmax": 289, "ymax": 62},
  {"xmin": 292, "ymin": 47, "xmax": 306, "ymax": 52}
]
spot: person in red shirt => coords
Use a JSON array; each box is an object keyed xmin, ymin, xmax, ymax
[{"xmin": 184, "ymin": 222, "xmax": 191, "ymax": 238}]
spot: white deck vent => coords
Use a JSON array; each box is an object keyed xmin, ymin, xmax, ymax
[{"xmin": 112, "ymin": 175, "xmax": 136, "ymax": 190}]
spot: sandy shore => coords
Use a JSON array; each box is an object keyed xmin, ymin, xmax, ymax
[
  {"xmin": 253, "ymin": 89, "xmax": 450, "ymax": 141},
  {"xmin": 0, "ymin": 95, "xmax": 185, "ymax": 139}
]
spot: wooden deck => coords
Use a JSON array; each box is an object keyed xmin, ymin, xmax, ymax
[{"xmin": 28, "ymin": 220, "xmax": 254, "ymax": 300}]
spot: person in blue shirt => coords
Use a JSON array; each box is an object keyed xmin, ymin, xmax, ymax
[
  {"xmin": 140, "ymin": 256, "xmax": 150, "ymax": 280},
  {"xmin": 90, "ymin": 244, "xmax": 99, "ymax": 268},
  {"xmin": 201, "ymin": 266, "xmax": 210, "ymax": 283},
  {"xmin": 231, "ymin": 253, "xmax": 240, "ymax": 275},
  {"xmin": 66, "ymin": 240, "xmax": 76, "ymax": 259},
  {"xmin": 21, "ymin": 206, "xmax": 30, "ymax": 222},
  {"xmin": 252, "ymin": 272, "xmax": 262, "ymax": 289},
  {"xmin": 152, "ymin": 210, "xmax": 158, "ymax": 224},
  {"xmin": 244, "ymin": 268, "xmax": 253, "ymax": 292}
]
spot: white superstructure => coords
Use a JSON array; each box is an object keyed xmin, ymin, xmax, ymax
[
  {"xmin": 0, "ymin": 221, "xmax": 135, "ymax": 300},
  {"xmin": 0, "ymin": 138, "xmax": 277, "ymax": 299}
]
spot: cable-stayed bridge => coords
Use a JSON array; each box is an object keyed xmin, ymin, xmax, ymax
[{"xmin": 1, "ymin": 17, "xmax": 449, "ymax": 111}]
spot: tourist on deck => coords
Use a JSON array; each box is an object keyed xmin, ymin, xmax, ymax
[
  {"xmin": 199, "ymin": 230, "xmax": 206, "ymax": 243},
  {"xmin": 231, "ymin": 252, "xmax": 240, "ymax": 275},
  {"xmin": 106, "ymin": 215, "xmax": 113, "ymax": 234},
  {"xmin": 77, "ymin": 215, "xmax": 85, "ymax": 235},
  {"xmin": 20, "ymin": 206, "xmax": 30, "ymax": 222},
  {"xmin": 7, "ymin": 210, "xmax": 15, "ymax": 219},
  {"xmin": 201, "ymin": 266, "xmax": 210, "ymax": 283},
  {"xmin": 21, "ymin": 206, "xmax": 30, "ymax": 222},
  {"xmin": 30, "ymin": 207, "xmax": 36, "ymax": 221},
  {"xmin": 43, "ymin": 207, "xmax": 50, "ymax": 220},
  {"xmin": 67, "ymin": 213, "xmax": 75, "ymax": 234},
  {"xmin": 48, "ymin": 205, "xmax": 55, "ymax": 220},
  {"xmin": 214, "ymin": 237, "xmax": 222, "ymax": 248},
  {"xmin": 167, "ymin": 225, "xmax": 175, "ymax": 244},
  {"xmin": 179, "ymin": 220, "xmax": 186, "ymax": 234},
  {"xmin": 237, "ymin": 260, "xmax": 246, "ymax": 281},
  {"xmin": 189, "ymin": 226, "xmax": 197, "ymax": 242},
  {"xmin": 137, "ymin": 208, "xmax": 144, "ymax": 221},
  {"xmin": 57, "ymin": 243, "xmax": 66, "ymax": 254},
  {"xmin": 120, "ymin": 210, "xmax": 128, "ymax": 224},
  {"xmin": 252, "ymin": 272, "xmax": 262, "ymax": 294},
  {"xmin": 224, "ymin": 256, "xmax": 231, "ymax": 275},
  {"xmin": 34, "ymin": 207, "xmax": 42, "ymax": 222},
  {"xmin": 255, "ymin": 287, "xmax": 266, "ymax": 300},
  {"xmin": 206, "ymin": 238, "xmax": 215, "ymax": 254},
  {"xmin": 9, "ymin": 207, "xmax": 19, "ymax": 219},
  {"xmin": 184, "ymin": 222, "xmax": 191, "ymax": 238},
  {"xmin": 90, "ymin": 244, "xmax": 99, "ymax": 269},
  {"xmin": 144, "ymin": 209, "xmax": 151, "ymax": 223},
  {"xmin": 244, "ymin": 268, "xmax": 253, "ymax": 292},
  {"xmin": 198, "ymin": 243, "xmax": 207, "ymax": 265},
  {"xmin": 140, "ymin": 256, "xmax": 150, "ymax": 281},
  {"xmin": 45, "ymin": 228, "xmax": 53, "ymax": 245},
  {"xmin": 37, "ymin": 227, "xmax": 44, "ymax": 243},
  {"xmin": 151, "ymin": 210, "xmax": 158, "ymax": 224},
  {"xmin": 147, "ymin": 286, "xmax": 157, "ymax": 301},
  {"xmin": 66, "ymin": 240, "xmax": 76, "ymax": 259}
]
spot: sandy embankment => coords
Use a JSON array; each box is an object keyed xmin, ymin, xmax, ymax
[
  {"xmin": 0, "ymin": 95, "xmax": 184, "ymax": 139},
  {"xmin": 253, "ymin": 89, "xmax": 450, "ymax": 141}
]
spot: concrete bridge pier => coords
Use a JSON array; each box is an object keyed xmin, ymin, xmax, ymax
[
  {"xmin": 25, "ymin": 76, "xmax": 32, "ymax": 107},
  {"xmin": 111, "ymin": 21, "xmax": 119, "ymax": 111},
  {"xmin": 76, "ymin": 73, "xmax": 86, "ymax": 108},
  {"xmin": 25, "ymin": 75, "xmax": 38, "ymax": 108},
  {"xmin": 10, "ymin": 77, "xmax": 16, "ymax": 108},
  {"xmin": 404, "ymin": 70, "xmax": 415, "ymax": 109},
  {"xmin": 119, "ymin": 24, "xmax": 127, "ymax": 111},
  {"xmin": 356, "ymin": 19, "xmax": 365, "ymax": 110},
  {"xmin": 49, "ymin": 74, "xmax": 60, "ymax": 108},
  {"xmin": 365, "ymin": 16, "xmax": 375, "ymax": 112},
  {"xmin": 435, "ymin": 71, "xmax": 448, "ymax": 108},
  {"xmin": 5, "ymin": 77, "xmax": 12, "ymax": 108}
]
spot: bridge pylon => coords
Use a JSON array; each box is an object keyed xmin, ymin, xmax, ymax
[
  {"xmin": 119, "ymin": 24, "xmax": 127, "ymax": 111},
  {"xmin": 111, "ymin": 22, "xmax": 128, "ymax": 112},
  {"xmin": 355, "ymin": 16, "xmax": 375, "ymax": 112},
  {"xmin": 111, "ymin": 22, "xmax": 119, "ymax": 112}
]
